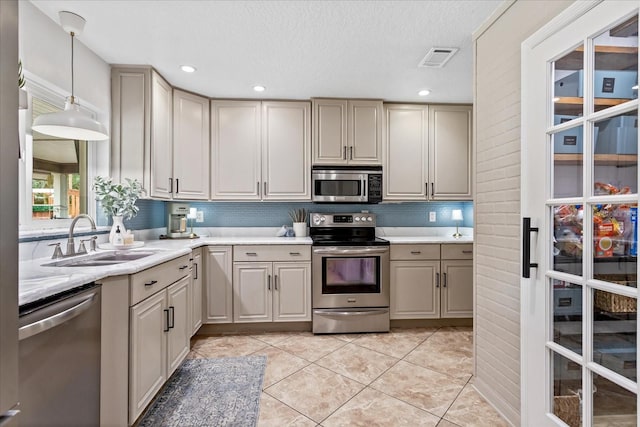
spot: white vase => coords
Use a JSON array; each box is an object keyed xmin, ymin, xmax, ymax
[
  {"xmin": 109, "ymin": 215, "xmax": 127, "ymax": 244},
  {"xmin": 293, "ymin": 222, "xmax": 307, "ymax": 237}
]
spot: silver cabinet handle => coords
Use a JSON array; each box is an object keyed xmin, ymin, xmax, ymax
[
  {"xmin": 436, "ymin": 272, "xmax": 440, "ymax": 288},
  {"xmin": 169, "ymin": 178, "xmax": 173, "ymax": 193},
  {"xmin": 194, "ymin": 262, "xmax": 198, "ymax": 279},
  {"xmin": 246, "ymin": 252, "xmax": 258, "ymax": 256},
  {"xmin": 289, "ymin": 252, "xmax": 301, "ymax": 256},
  {"xmin": 313, "ymin": 309, "xmax": 389, "ymax": 317},
  {"xmin": 19, "ymin": 292, "xmax": 97, "ymax": 340},
  {"xmin": 443, "ymin": 272, "xmax": 447, "ymax": 288},
  {"xmin": 274, "ymin": 275, "xmax": 278, "ymax": 290},
  {"xmin": 267, "ymin": 274, "xmax": 271, "ymax": 291},
  {"xmin": 410, "ymin": 251, "xmax": 422, "ymax": 255}
]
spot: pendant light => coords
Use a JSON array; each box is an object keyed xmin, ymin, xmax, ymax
[{"xmin": 32, "ymin": 11, "xmax": 109, "ymax": 141}]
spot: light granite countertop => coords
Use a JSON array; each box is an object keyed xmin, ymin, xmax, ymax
[{"xmin": 19, "ymin": 227, "xmax": 473, "ymax": 307}]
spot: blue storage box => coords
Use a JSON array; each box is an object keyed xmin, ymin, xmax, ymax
[
  {"xmin": 555, "ymin": 70, "xmax": 638, "ymax": 99},
  {"xmin": 554, "ymin": 128, "xmax": 583, "ymax": 154},
  {"xmin": 595, "ymin": 117, "xmax": 638, "ymax": 154}
]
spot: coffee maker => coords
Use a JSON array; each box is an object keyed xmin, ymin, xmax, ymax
[{"xmin": 166, "ymin": 202, "xmax": 191, "ymax": 238}]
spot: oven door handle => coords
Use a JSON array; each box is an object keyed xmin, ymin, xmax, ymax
[
  {"xmin": 313, "ymin": 247, "xmax": 389, "ymax": 255},
  {"xmin": 313, "ymin": 309, "xmax": 389, "ymax": 317}
]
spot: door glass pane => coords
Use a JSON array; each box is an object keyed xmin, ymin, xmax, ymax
[
  {"xmin": 553, "ymin": 351, "xmax": 583, "ymax": 427},
  {"xmin": 593, "ymin": 372, "xmax": 637, "ymax": 426},
  {"xmin": 593, "ymin": 288, "xmax": 637, "ymax": 381},
  {"xmin": 553, "ymin": 124, "xmax": 583, "ymax": 198},
  {"xmin": 322, "ymin": 257, "xmax": 380, "ymax": 294},
  {"xmin": 593, "ymin": 16, "xmax": 638, "ymax": 113},
  {"xmin": 554, "ymin": 46, "xmax": 584, "ymax": 117},
  {"xmin": 553, "ymin": 279, "xmax": 583, "ymax": 355},
  {"xmin": 554, "ymin": 204, "xmax": 583, "ymax": 276},
  {"xmin": 592, "ymin": 203, "xmax": 638, "ymax": 284}
]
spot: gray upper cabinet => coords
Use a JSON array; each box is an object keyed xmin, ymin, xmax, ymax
[
  {"xmin": 383, "ymin": 103, "xmax": 472, "ymax": 201},
  {"xmin": 110, "ymin": 66, "xmax": 152, "ymax": 192},
  {"xmin": 429, "ymin": 104, "xmax": 472, "ymax": 200},
  {"xmin": 312, "ymin": 98, "xmax": 382, "ymax": 165}
]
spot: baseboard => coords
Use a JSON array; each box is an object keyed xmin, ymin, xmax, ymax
[
  {"xmin": 391, "ymin": 318, "xmax": 473, "ymax": 328},
  {"xmin": 196, "ymin": 322, "xmax": 312, "ymax": 335}
]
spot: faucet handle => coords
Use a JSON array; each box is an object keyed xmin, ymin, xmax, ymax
[
  {"xmin": 48, "ymin": 243, "xmax": 63, "ymax": 259},
  {"xmin": 80, "ymin": 236, "xmax": 98, "ymax": 253}
]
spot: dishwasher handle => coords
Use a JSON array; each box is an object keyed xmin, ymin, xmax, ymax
[{"xmin": 19, "ymin": 292, "xmax": 98, "ymax": 341}]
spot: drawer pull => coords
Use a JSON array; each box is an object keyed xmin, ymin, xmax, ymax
[
  {"xmin": 179, "ymin": 265, "xmax": 189, "ymax": 270},
  {"xmin": 267, "ymin": 274, "xmax": 271, "ymax": 291},
  {"xmin": 443, "ymin": 272, "xmax": 447, "ymax": 288},
  {"xmin": 168, "ymin": 306, "xmax": 175, "ymax": 329},
  {"xmin": 289, "ymin": 252, "xmax": 301, "ymax": 256},
  {"xmin": 436, "ymin": 272, "xmax": 440, "ymax": 288},
  {"xmin": 410, "ymin": 251, "xmax": 422, "ymax": 255},
  {"xmin": 163, "ymin": 309, "xmax": 170, "ymax": 332},
  {"xmin": 145, "ymin": 280, "xmax": 158, "ymax": 287},
  {"xmin": 462, "ymin": 250, "xmax": 473, "ymax": 254},
  {"xmin": 246, "ymin": 252, "xmax": 258, "ymax": 256}
]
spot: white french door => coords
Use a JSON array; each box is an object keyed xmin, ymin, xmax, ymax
[{"xmin": 522, "ymin": 1, "xmax": 639, "ymax": 426}]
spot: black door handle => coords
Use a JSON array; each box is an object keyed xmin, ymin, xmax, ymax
[{"xmin": 522, "ymin": 217, "xmax": 539, "ymax": 278}]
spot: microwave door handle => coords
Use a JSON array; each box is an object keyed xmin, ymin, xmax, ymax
[{"xmin": 362, "ymin": 178, "xmax": 367, "ymax": 199}]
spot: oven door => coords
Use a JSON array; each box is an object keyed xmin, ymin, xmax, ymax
[
  {"xmin": 312, "ymin": 246, "xmax": 389, "ymax": 308},
  {"xmin": 312, "ymin": 172, "xmax": 368, "ymax": 203}
]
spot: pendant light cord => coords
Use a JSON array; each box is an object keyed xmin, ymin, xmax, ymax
[{"xmin": 70, "ymin": 31, "xmax": 75, "ymax": 102}]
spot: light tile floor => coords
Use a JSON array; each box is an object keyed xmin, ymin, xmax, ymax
[{"xmin": 189, "ymin": 327, "xmax": 509, "ymax": 427}]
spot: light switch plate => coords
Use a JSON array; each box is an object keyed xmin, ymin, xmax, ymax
[
  {"xmin": 429, "ymin": 212, "xmax": 436, "ymax": 222},
  {"xmin": 196, "ymin": 211, "xmax": 204, "ymax": 223}
]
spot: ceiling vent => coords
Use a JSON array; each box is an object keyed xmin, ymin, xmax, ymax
[{"xmin": 418, "ymin": 47, "xmax": 459, "ymax": 68}]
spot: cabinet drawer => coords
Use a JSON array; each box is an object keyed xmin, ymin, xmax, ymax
[
  {"xmin": 233, "ymin": 245, "xmax": 311, "ymax": 262},
  {"xmin": 390, "ymin": 244, "xmax": 440, "ymax": 260},
  {"xmin": 130, "ymin": 254, "xmax": 191, "ymax": 305},
  {"xmin": 441, "ymin": 244, "xmax": 473, "ymax": 260}
]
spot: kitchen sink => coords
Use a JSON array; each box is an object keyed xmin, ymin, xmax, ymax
[{"xmin": 42, "ymin": 250, "xmax": 163, "ymax": 267}]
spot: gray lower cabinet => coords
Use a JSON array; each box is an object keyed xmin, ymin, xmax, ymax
[{"xmin": 390, "ymin": 243, "xmax": 473, "ymax": 319}]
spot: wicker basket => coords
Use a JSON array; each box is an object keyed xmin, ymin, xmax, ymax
[
  {"xmin": 554, "ymin": 395, "xmax": 581, "ymax": 427},
  {"xmin": 594, "ymin": 290, "xmax": 637, "ymax": 313},
  {"xmin": 593, "ymin": 274, "xmax": 637, "ymax": 313}
]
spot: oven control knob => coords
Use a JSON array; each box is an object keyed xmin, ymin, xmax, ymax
[
  {"xmin": 355, "ymin": 216, "xmax": 360, "ymax": 222},
  {"xmin": 321, "ymin": 216, "xmax": 326, "ymax": 222},
  {"xmin": 366, "ymin": 217, "xmax": 373, "ymax": 222},
  {"xmin": 312, "ymin": 214, "xmax": 323, "ymax": 225}
]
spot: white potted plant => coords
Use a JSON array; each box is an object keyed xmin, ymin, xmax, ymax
[
  {"xmin": 289, "ymin": 208, "xmax": 308, "ymax": 237},
  {"xmin": 93, "ymin": 176, "xmax": 144, "ymax": 243}
]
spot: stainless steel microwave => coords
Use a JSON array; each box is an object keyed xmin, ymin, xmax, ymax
[{"xmin": 311, "ymin": 166, "xmax": 382, "ymax": 203}]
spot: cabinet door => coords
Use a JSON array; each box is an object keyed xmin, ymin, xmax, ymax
[
  {"xmin": 390, "ymin": 260, "xmax": 439, "ymax": 319},
  {"xmin": 110, "ymin": 67, "xmax": 151, "ymax": 191},
  {"xmin": 312, "ymin": 99, "xmax": 348, "ymax": 165},
  {"xmin": 233, "ymin": 262, "xmax": 272, "ymax": 323},
  {"xmin": 429, "ymin": 105, "xmax": 472, "ymax": 200},
  {"xmin": 149, "ymin": 71, "xmax": 173, "ymax": 199},
  {"xmin": 204, "ymin": 246, "xmax": 233, "ymax": 323},
  {"xmin": 383, "ymin": 104, "xmax": 429, "ymax": 200},
  {"xmin": 173, "ymin": 90, "xmax": 210, "ymax": 200},
  {"xmin": 440, "ymin": 260, "xmax": 473, "ymax": 318},
  {"xmin": 191, "ymin": 248, "xmax": 203, "ymax": 335},
  {"xmin": 262, "ymin": 101, "xmax": 311, "ymax": 200},
  {"xmin": 166, "ymin": 276, "xmax": 191, "ymax": 377},
  {"xmin": 273, "ymin": 262, "xmax": 311, "ymax": 322},
  {"xmin": 211, "ymin": 100, "xmax": 261, "ymax": 200},
  {"xmin": 129, "ymin": 290, "xmax": 167, "ymax": 423},
  {"xmin": 348, "ymin": 100, "xmax": 383, "ymax": 165}
]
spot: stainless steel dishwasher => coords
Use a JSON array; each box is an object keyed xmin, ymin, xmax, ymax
[{"xmin": 18, "ymin": 283, "xmax": 101, "ymax": 427}]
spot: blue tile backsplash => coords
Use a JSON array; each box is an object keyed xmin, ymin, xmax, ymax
[{"xmin": 112, "ymin": 200, "xmax": 473, "ymax": 230}]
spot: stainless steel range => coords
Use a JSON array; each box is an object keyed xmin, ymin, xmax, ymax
[{"xmin": 310, "ymin": 212, "xmax": 390, "ymax": 334}]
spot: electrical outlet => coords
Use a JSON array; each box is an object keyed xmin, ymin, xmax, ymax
[
  {"xmin": 429, "ymin": 212, "xmax": 436, "ymax": 222},
  {"xmin": 196, "ymin": 211, "xmax": 204, "ymax": 223}
]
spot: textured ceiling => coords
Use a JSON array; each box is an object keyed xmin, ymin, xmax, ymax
[{"xmin": 29, "ymin": 0, "xmax": 501, "ymax": 103}]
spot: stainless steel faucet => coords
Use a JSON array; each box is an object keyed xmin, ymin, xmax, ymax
[{"xmin": 66, "ymin": 214, "xmax": 97, "ymax": 256}]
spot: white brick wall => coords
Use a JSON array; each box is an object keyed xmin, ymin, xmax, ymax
[{"xmin": 473, "ymin": 1, "xmax": 572, "ymax": 424}]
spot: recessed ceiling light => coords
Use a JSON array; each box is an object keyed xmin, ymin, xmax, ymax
[
  {"xmin": 253, "ymin": 85, "xmax": 266, "ymax": 92},
  {"xmin": 180, "ymin": 65, "xmax": 196, "ymax": 73},
  {"xmin": 418, "ymin": 89, "xmax": 431, "ymax": 96}
]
